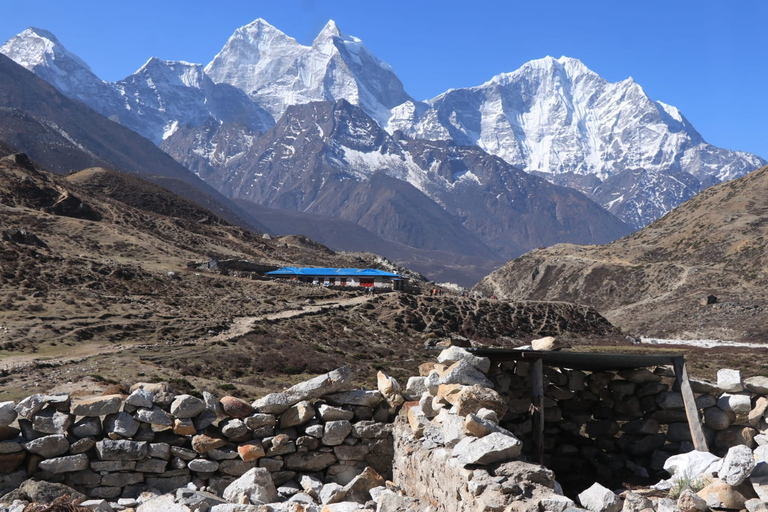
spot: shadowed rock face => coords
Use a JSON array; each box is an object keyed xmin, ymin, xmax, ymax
[
  {"xmin": 164, "ymin": 99, "xmax": 631, "ymax": 265},
  {"xmin": 475, "ymin": 165, "xmax": 768, "ymax": 340}
]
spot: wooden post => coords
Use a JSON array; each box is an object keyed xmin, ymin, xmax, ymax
[
  {"xmin": 673, "ymin": 357, "xmax": 709, "ymax": 452},
  {"xmin": 530, "ymin": 358, "xmax": 545, "ymax": 463}
]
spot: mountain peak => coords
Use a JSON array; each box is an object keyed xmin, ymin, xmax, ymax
[
  {"xmin": 1, "ymin": 27, "xmax": 93, "ymax": 73},
  {"xmin": 314, "ymin": 19, "xmax": 346, "ymax": 42}
]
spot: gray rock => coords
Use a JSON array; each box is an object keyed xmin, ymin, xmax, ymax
[
  {"xmin": 325, "ymin": 390, "xmax": 383, "ymax": 408},
  {"xmin": 32, "ymin": 407, "xmax": 73, "ymax": 435},
  {"xmin": 541, "ymin": 495, "xmax": 577, "ymax": 512},
  {"xmin": 221, "ymin": 418, "xmax": 249, "ymax": 439},
  {"xmin": 90, "ymin": 460, "xmax": 136, "ymax": 471},
  {"xmin": 148, "ymin": 442, "xmax": 171, "ymax": 460},
  {"xmin": 170, "ymin": 446, "xmax": 198, "ymax": 460},
  {"xmin": 678, "ymin": 488, "xmax": 708, "ymax": 512},
  {"xmin": 403, "ymin": 377, "xmax": 427, "ymax": 400},
  {"xmin": 323, "ymin": 420, "xmax": 353, "ymax": 446},
  {"xmin": 134, "ymin": 406, "xmax": 173, "ymax": 426},
  {"xmin": 305, "ymin": 424, "xmax": 324, "ymax": 438},
  {"xmin": 71, "ymin": 416, "xmax": 102, "ymax": 438},
  {"xmin": 188, "ymin": 459, "xmax": 219, "ymax": 472},
  {"xmin": 439, "ymin": 359, "xmax": 493, "ymax": 388},
  {"xmin": 71, "ymin": 395, "xmax": 122, "ymax": 417},
  {"xmin": 251, "ymin": 393, "xmax": 292, "ymax": 414},
  {"xmin": 0, "ymin": 441, "xmax": 23, "ymax": 454},
  {"xmin": 621, "ymin": 492, "xmax": 652, "ymax": 512},
  {"xmin": 3, "ymin": 480, "xmax": 85, "ymax": 506},
  {"xmin": 437, "ymin": 346, "xmax": 491, "ymax": 373},
  {"xmin": 745, "ymin": 376, "xmax": 768, "ymax": 395},
  {"xmin": 746, "ymin": 497, "xmax": 768, "ymax": 512},
  {"xmin": 704, "ymin": 406, "xmax": 733, "ymax": 431},
  {"xmin": 244, "ymin": 413, "xmax": 276, "ymax": 429},
  {"xmin": 126, "ymin": 389, "xmax": 155, "ymax": 409},
  {"xmin": 79, "ymin": 499, "xmax": 115, "ymax": 512},
  {"xmin": 718, "ymin": 393, "xmax": 752, "ymax": 414},
  {"xmin": 135, "ymin": 458, "xmax": 168, "ymax": 473},
  {"xmin": 219, "ymin": 459, "xmax": 259, "ymax": 476},
  {"xmin": 578, "ymin": 482, "xmax": 621, "ymax": 512},
  {"xmin": 317, "ymin": 405, "xmax": 355, "ymax": 422},
  {"xmin": 351, "ymin": 421, "xmax": 392, "ymax": 439},
  {"xmin": 222, "ymin": 467, "xmax": 278, "ymax": 505},
  {"xmin": 319, "ymin": 482, "xmax": 346, "ymax": 504},
  {"xmin": 280, "ymin": 401, "xmax": 316, "ymax": 428},
  {"xmin": 451, "ymin": 432, "xmax": 522, "ymax": 465},
  {"xmin": 300, "ymin": 474, "xmax": 324, "ymax": 497},
  {"xmin": 719, "ymin": 444, "xmax": 755, "ymax": 486},
  {"xmin": 0, "ymin": 401, "xmax": 17, "ymax": 427},
  {"xmin": 284, "ymin": 451, "xmax": 337, "ymax": 472},
  {"xmin": 718, "ymin": 369, "xmax": 743, "ymax": 393},
  {"xmin": 656, "ymin": 392, "xmax": 684, "ymax": 409},
  {"xmin": 104, "ymin": 412, "xmax": 141, "ymax": 438},
  {"xmin": 24, "ymin": 434, "xmax": 69, "ymax": 457},
  {"xmin": 170, "ymin": 395, "xmax": 206, "ymax": 418},
  {"xmin": 176, "ymin": 488, "xmax": 228, "ymax": 511},
  {"xmin": 145, "ymin": 475, "xmax": 192, "ymax": 494},
  {"xmin": 750, "ymin": 475, "xmax": 768, "ymax": 502},
  {"xmin": 208, "ymin": 447, "xmax": 239, "ymax": 461},
  {"xmin": 95, "ymin": 439, "xmax": 148, "ymax": 460},
  {"xmin": 14, "ymin": 395, "xmax": 45, "ymax": 420},
  {"xmin": 194, "ymin": 409, "xmax": 218, "ymax": 431},
  {"xmin": 101, "ymin": 472, "xmax": 143, "ymax": 487},
  {"xmin": 38, "ymin": 454, "xmax": 89, "ymax": 474}
]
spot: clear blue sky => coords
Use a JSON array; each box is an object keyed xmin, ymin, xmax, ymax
[{"xmin": 2, "ymin": 0, "xmax": 766, "ymax": 159}]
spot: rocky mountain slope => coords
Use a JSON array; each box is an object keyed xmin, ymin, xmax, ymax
[
  {"xmin": 164, "ymin": 99, "xmax": 631, "ymax": 261},
  {"xmin": 0, "ymin": 53, "xmax": 269, "ymax": 234},
  {"xmin": 392, "ymin": 56, "xmax": 765, "ymax": 228},
  {"xmin": 475, "ymin": 164, "xmax": 768, "ymax": 340},
  {"xmin": 0, "ymin": 148, "xmax": 618, "ymax": 398}
]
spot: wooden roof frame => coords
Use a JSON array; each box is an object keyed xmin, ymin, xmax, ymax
[{"xmin": 465, "ymin": 348, "xmax": 708, "ymax": 462}]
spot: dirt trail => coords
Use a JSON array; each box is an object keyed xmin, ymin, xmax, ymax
[
  {"xmin": 0, "ymin": 343, "xmax": 122, "ymax": 372},
  {"xmin": 209, "ymin": 293, "xmax": 375, "ymax": 342}
]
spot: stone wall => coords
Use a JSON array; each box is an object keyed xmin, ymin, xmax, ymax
[
  {"xmin": 3, "ymin": 347, "xmax": 768, "ymax": 511},
  {"xmin": 0, "ymin": 366, "xmax": 395, "ymax": 503}
]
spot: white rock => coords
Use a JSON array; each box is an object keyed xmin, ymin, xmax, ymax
[
  {"xmin": 222, "ymin": 467, "xmax": 278, "ymax": 505},
  {"xmin": 717, "ymin": 393, "xmax": 752, "ymax": 414},
  {"xmin": 719, "ymin": 445, "xmax": 755, "ymax": 486},
  {"xmin": 718, "ymin": 369, "xmax": 744, "ymax": 393},
  {"xmin": 578, "ymin": 482, "xmax": 621, "ymax": 512},
  {"xmin": 404, "ymin": 377, "xmax": 427, "ymax": 400},
  {"xmin": 451, "ymin": 432, "xmax": 522, "ymax": 465},
  {"xmin": 437, "ymin": 346, "xmax": 491, "ymax": 373}
]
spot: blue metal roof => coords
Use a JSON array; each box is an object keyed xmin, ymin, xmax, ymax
[{"xmin": 266, "ymin": 267, "xmax": 402, "ymax": 278}]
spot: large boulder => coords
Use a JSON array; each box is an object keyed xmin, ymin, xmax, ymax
[{"xmin": 222, "ymin": 467, "xmax": 278, "ymax": 505}]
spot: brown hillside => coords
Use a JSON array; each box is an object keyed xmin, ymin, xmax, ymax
[
  {"xmin": 0, "ymin": 152, "xmax": 616, "ymax": 401},
  {"xmin": 476, "ymin": 165, "xmax": 768, "ymax": 341}
]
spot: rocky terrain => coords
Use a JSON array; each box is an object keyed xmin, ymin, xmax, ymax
[
  {"xmin": 476, "ymin": 164, "xmax": 768, "ymax": 342},
  {"xmin": 0, "ymin": 148, "xmax": 619, "ymax": 404}
]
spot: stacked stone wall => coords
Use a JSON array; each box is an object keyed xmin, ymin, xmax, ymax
[{"xmin": 0, "ymin": 366, "xmax": 395, "ymax": 503}]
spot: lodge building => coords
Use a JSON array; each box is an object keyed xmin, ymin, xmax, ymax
[{"xmin": 266, "ymin": 267, "xmax": 407, "ymax": 290}]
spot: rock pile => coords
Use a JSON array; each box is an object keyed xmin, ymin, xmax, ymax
[{"xmin": 0, "ymin": 366, "xmax": 404, "ymax": 511}]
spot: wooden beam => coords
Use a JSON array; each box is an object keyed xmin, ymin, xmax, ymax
[
  {"xmin": 673, "ymin": 357, "xmax": 709, "ymax": 452},
  {"xmin": 530, "ymin": 358, "xmax": 545, "ymax": 463}
]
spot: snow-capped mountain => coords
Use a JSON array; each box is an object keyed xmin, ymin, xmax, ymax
[
  {"xmin": 0, "ymin": 28, "xmax": 273, "ymax": 144},
  {"xmin": 1, "ymin": 23, "xmax": 764, "ymax": 233},
  {"xmin": 205, "ymin": 19, "xmax": 412, "ymax": 127},
  {"xmin": 162, "ymin": 99, "xmax": 631, "ymax": 259},
  {"xmin": 390, "ymin": 56, "xmax": 765, "ymax": 227}
]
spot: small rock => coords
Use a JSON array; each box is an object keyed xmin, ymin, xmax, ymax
[
  {"xmin": 220, "ymin": 397, "xmax": 254, "ymax": 419},
  {"xmin": 719, "ymin": 444, "xmax": 755, "ymax": 486},
  {"xmin": 170, "ymin": 395, "xmax": 206, "ymax": 418},
  {"xmin": 717, "ymin": 369, "xmax": 743, "ymax": 393},
  {"xmin": 451, "ymin": 432, "xmax": 522, "ymax": 465},
  {"xmin": 222, "ymin": 467, "xmax": 278, "ymax": 505},
  {"xmin": 677, "ymin": 488, "xmax": 708, "ymax": 512},
  {"xmin": 578, "ymin": 482, "xmax": 621, "ymax": 512},
  {"xmin": 377, "ymin": 372, "xmax": 404, "ymax": 408}
]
